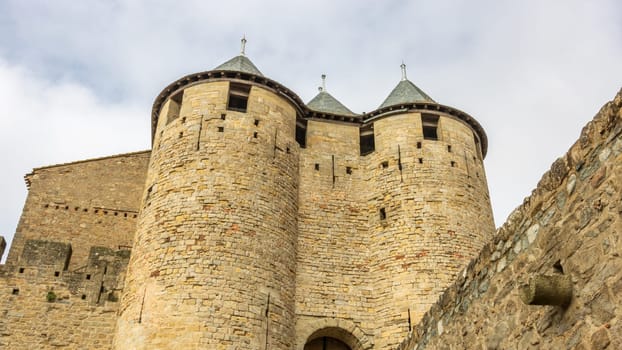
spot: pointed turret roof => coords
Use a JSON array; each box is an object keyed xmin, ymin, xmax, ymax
[
  {"xmin": 213, "ymin": 37, "xmax": 263, "ymax": 76},
  {"xmin": 378, "ymin": 63, "xmax": 435, "ymax": 109},
  {"xmin": 307, "ymin": 75, "xmax": 356, "ymax": 116}
]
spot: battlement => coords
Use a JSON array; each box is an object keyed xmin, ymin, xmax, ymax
[{"xmin": 0, "ymin": 239, "xmax": 131, "ymax": 348}]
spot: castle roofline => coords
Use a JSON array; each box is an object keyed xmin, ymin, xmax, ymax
[
  {"xmin": 24, "ymin": 150, "xmax": 152, "ymax": 188},
  {"xmin": 151, "ymin": 73, "xmax": 487, "ymax": 157}
]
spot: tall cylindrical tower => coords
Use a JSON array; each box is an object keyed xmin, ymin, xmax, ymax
[
  {"xmin": 114, "ymin": 52, "xmax": 305, "ymax": 349},
  {"xmin": 366, "ymin": 65, "xmax": 495, "ymax": 348}
]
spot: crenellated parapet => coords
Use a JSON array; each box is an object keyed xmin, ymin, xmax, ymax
[{"xmin": 0, "ymin": 239, "xmax": 130, "ymax": 349}]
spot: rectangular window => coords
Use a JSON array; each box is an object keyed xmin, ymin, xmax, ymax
[
  {"xmin": 296, "ymin": 123, "xmax": 307, "ymax": 148},
  {"xmin": 166, "ymin": 90, "xmax": 184, "ymax": 124},
  {"xmin": 421, "ymin": 113, "xmax": 439, "ymax": 140},
  {"xmin": 227, "ymin": 83, "xmax": 251, "ymax": 112},
  {"xmin": 360, "ymin": 128, "xmax": 375, "ymax": 155},
  {"xmin": 473, "ymin": 133, "xmax": 482, "ymax": 160}
]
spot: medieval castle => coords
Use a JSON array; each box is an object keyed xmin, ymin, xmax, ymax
[{"xmin": 1, "ymin": 41, "xmax": 620, "ymax": 349}]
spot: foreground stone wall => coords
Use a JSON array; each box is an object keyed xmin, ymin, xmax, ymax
[
  {"xmin": 398, "ymin": 88, "xmax": 622, "ymax": 350},
  {"xmin": 6, "ymin": 151, "xmax": 150, "ymax": 269}
]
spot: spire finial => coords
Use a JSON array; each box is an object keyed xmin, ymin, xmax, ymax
[
  {"xmin": 400, "ymin": 61, "xmax": 407, "ymax": 81},
  {"xmin": 240, "ymin": 36, "xmax": 247, "ymax": 56},
  {"xmin": 320, "ymin": 74, "xmax": 327, "ymax": 92}
]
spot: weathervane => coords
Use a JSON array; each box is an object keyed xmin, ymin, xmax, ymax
[
  {"xmin": 401, "ymin": 61, "xmax": 407, "ymax": 81},
  {"xmin": 319, "ymin": 74, "xmax": 327, "ymax": 92},
  {"xmin": 240, "ymin": 36, "xmax": 247, "ymax": 56}
]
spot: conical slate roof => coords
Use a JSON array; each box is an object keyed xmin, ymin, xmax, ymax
[
  {"xmin": 213, "ymin": 37, "xmax": 263, "ymax": 76},
  {"xmin": 307, "ymin": 75, "xmax": 356, "ymax": 116},
  {"xmin": 214, "ymin": 55, "xmax": 263, "ymax": 76},
  {"xmin": 308, "ymin": 90, "xmax": 356, "ymax": 116},
  {"xmin": 378, "ymin": 63, "xmax": 435, "ymax": 109}
]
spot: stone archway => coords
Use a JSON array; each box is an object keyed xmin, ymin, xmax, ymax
[
  {"xmin": 296, "ymin": 318, "xmax": 373, "ymax": 350},
  {"xmin": 304, "ymin": 336, "xmax": 351, "ymax": 350}
]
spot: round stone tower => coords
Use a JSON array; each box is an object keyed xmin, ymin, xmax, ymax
[
  {"xmin": 365, "ymin": 64, "xmax": 495, "ymax": 348},
  {"xmin": 114, "ymin": 42, "xmax": 305, "ymax": 349}
]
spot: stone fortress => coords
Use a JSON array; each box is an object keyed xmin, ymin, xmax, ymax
[{"xmin": 0, "ymin": 40, "xmax": 620, "ymax": 349}]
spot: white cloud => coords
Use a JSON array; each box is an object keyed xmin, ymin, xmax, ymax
[
  {"xmin": 0, "ymin": 58, "xmax": 149, "ymax": 260},
  {"xmin": 0, "ymin": 0, "xmax": 621, "ymax": 260}
]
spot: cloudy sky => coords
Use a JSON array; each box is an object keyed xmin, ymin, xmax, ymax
[{"xmin": 0, "ymin": 0, "xmax": 621, "ymax": 260}]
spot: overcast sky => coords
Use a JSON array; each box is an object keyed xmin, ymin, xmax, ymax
[{"xmin": 1, "ymin": 0, "xmax": 621, "ymax": 261}]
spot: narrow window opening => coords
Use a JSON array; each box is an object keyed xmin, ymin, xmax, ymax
[
  {"xmin": 227, "ymin": 83, "xmax": 251, "ymax": 112},
  {"xmin": 314, "ymin": 163, "xmax": 320, "ymax": 171},
  {"xmin": 217, "ymin": 127, "xmax": 224, "ymax": 133},
  {"xmin": 124, "ymin": 213, "xmax": 128, "ymax": 218},
  {"xmin": 296, "ymin": 123, "xmax": 307, "ymax": 148},
  {"xmin": 81, "ymin": 294, "xmax": 87, "ymax": 300},
  {"xmin": 181, "ymin": 117, "xmax": 186, "ymax": 124},
  {"xmin": 254, "ymin": 119, "xmax": 260, "ymax": 126},
  {"xmin": 65, "ymin": 206, "xmax": 69, "ymax": 210},
  {"xmin": 451, "ymin": 161, "xmax": 456, "ymax": 167},
  {"xmin": 44, "ymin": 204, "xmax": 49, "ymax": 208},
  {"xmin": 417, "ymin": 141, "xmax": 422, "ymax": 149},
  {"xmin": 381, "ymin": 161, "xmax": 389, "ymax": 169},
  {"xmin": 94, "ymin": 209, "xmax": 99, "ymax": 214},
  {"xmin": 114, "ymin": 212, "xmax": 118, "ymax": 216},
  {"xmin": 286, "ymin": 147, "xmax": 290, "ymax": 154},
  {"xmin": 473, "ymin": 133, "xmax": 482, "ymax": 159},
  {"xmin": 86, "ymin": 274, "xmax": 91, "ymax": 280},
  {"xmin": 221, "ymin": 114, "xmax": 226, "ymax": 120},
  {"xmin": 83, "ymin": 208, "xmax": 88, "ymax": 212},
  {"xmin": 74, "ymin": 207, "xmax": 79, "ymax": 211},
  {"xmin": 18, "ymin": 267, "xmax": 24, "ymax": 273},
  {"xmin": 379, "ymin": 208, "xmax": 387, "ymax": 220},
  {"xmin": 12, "ymin": 288, "xmax": 19, "ymax": 295},
  {"xmin": 418, "ymin": 158, "xmax": 423, "ymax": 164},
  {"xmin": 360, "ymin": 128, "xmax": 375, "ymax": 155},
  {"xmin": 422, "ymin": 114, "xmax": 439, "ymax": 140},
  {"xmin": 179, "ymin": 132, "xmax": 183, "ymax": 138},
  {"xmin": 447, "ymin": 145, "xmax": 452, "ymax": 152},
  {"xmin": 346, "ymin": 166, "xmax": 352, "ymax": 175},
  {"xmin": 166, "ymin": 90, "xmax": 184, "ymax": 124},
  {"xmin": 253, "ymin": 132, "xmax": 258, "ymax": 138},
  {"xmin": 54, "ymin": 271, "xmax": 60, "ymax": 277}
]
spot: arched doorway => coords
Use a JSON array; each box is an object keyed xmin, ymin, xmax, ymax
[
  {"xmin": 303, "ymin": 326, "xmax": 362, "ymax": 350},
  {"xmin": 304, "ymin": 336, "xmax": 351, "ymax": 350}
]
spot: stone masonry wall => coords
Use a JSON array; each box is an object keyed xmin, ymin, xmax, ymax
[
  {"xmin": 0, "ymin": 240, "xmax": 130, "ymax": 349},
  {"xmin": 115, "ymin": 80, "xmax": 300, "ymax": 349},
  {"xmin": 295, "ymin": 111, "xmax": 495, "ymax": 349},
  {"xmin": 397, "ymin": 88, "xmax": 622, "ymax": 350},
  {"xmin": 6, "ymin": 151, "xmax": 150, "ymax": 269},
  {"xmin": 296, "ymin": 120, "xmax": 375, "ymax": 349}
]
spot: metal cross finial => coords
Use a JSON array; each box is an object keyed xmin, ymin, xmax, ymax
[
  {"xmin": 401, "ymin": 61, "xmax": 407, "ymax": 81},
  {"xmin": 321, "ymin": 74, "xmax": 327, "ymax": 92},
  {"xmin": 240, "ymin": 36, "xmax": 247, "ymax": 56}
]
